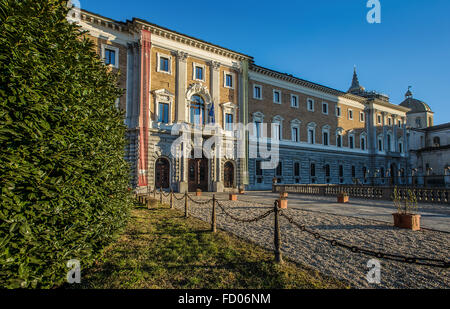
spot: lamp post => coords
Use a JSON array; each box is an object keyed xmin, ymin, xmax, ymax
[
  {"xmin": 373, "ymin": 169, "xmax": 380, "ymax": 186},
  {"xmin": 426, "ymin": 167, "xmax": 433, "ymax": 188},
  {"xmin": 411, "ymin": 168, "xmax": 417, "ymax": 187}
]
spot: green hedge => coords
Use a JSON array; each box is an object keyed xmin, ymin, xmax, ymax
[{"xmin": 0, "ymin": 0, "xmax": 133, "ymax": 288}]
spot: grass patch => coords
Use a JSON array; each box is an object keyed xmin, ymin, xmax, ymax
[{"xmin": 74, "ymin": 201, "xmax": 348, "ymax": 289}]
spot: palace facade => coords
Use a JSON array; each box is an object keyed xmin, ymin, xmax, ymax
[{"xmin": 77, "ymin": 10, "xmax": 439, "ymax": 192}]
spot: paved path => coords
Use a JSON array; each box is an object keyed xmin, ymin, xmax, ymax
[
  {"xmin": 162, "ymin": 192, "xmax": 449, "ymax": 289},
  {"xmin": 206, "ymin": 191, "xmax": 450, "ymax": 233}
]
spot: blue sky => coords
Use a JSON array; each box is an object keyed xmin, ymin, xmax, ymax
[{"xmin": 81, "ymin": 0, "xmax": 450, "ymax": 125}]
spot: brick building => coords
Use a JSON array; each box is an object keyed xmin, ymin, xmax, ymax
[{"xmin": 76, "ymin": 10, "xmax": 439, "ymax": 192}]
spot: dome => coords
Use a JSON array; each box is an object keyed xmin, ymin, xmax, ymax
[
  {"xmin": 399, "ymin": 87, "xmax": 432, "ymax": 113},
  {"xmin": 400, "ymin": 98, "xmax": 432, "ymax": 112}
]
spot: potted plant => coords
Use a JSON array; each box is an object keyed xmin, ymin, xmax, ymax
[
  {"xmin": 239, "ymin": 186, "xmax": 245, "ymax": 195},
  {"xmin": 337, "ymin": 192, "xmax": 349, "ymax": 203},
  {"xmin": 278, "ymin": 197, "xmax": 288, "ymax": 209},
  {"xmin": 392, "ymin": 187, "xmax": 421, "ymax": 231},
  {"xmin": 196, "ymin": 188, "xmax": 202, "ymax": 197},
  {"xmin": 230, "ymin": 187, "xmax": 237, "ymax": 201}
]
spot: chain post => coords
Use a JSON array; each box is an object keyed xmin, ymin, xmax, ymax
[
  {"xmin": 160, "ymin": 187, "xmax": 163, "ymax": 204},
  {"xmin": 274, "ymin": 200, "xmax": 283, "ymax": 264},
  {"xmin": 211, "ymin": 194, "xmax": 217, "ymax": 233},
  {"xmin": 147, "ymin": 195, "xmax": 151, "ymax": 209},
  {"xmin": 185, "ymin": 192, "xmax": 189, "ymax": 218},
  {"xmin": 170, "ymin": 191, "xmax": 173, "ymax": 209}
]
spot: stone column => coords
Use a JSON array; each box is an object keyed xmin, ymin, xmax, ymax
[
  {"xmin": 174, "ymin": 51, "xmax": 189, "ymax": 192},
  {"xmin": 210, "ymin": 61, "xmax": 224, "ymax": 192},
  {"xmin": 175, "ymin": 51, "xmax": 188, "ymax": 123}
]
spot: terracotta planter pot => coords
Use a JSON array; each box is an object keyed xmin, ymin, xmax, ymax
[
  {"xmin": 239, "ymin": 189, "xmax": 245, "ymax": 195},
  {"xmin": 278, "ymin": 198, "xmax": 288, "ymax": 209},
  {"xmin": 196, "ymin": 191, "xmax": 202, "ymax": 197},
  {"xmin": 229, "ymin": 194, "xmax": 237, "ymax": 201},
  {"xmin": 280, "ymin": 192, "xmax": 288, "ymax": 198},
  {"xmin": 337, "ymin": 194, "xmax": 349, "ymax": 203},
  {"xmin": 393, "ymin": 213, "xmax": 421, "ymax": 231}
]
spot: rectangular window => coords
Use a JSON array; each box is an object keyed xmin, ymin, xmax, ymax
[
  {"xmin": 195, "ymin": 66, "xmax": 204, "ymax": 80},
  {"xmin": 337, "ymin": 135, "xmax": 342, "ymax": 148},
  {"xmin": 377, "ymin": 115, "xmax": 382, "ymax": 124},
  {"xmin": 336, "ymin": 106, "xmax": 341, "ymax": 117},
  {"xmin": 255, "ymin": 121, "xmax": 262, "ymax": 138},
  {"xmin": 348, "ymin": 109, "xmax": 354, "ymax": 120},
  {"xmin": 291, "ymin": 95, "xmax": 298, "ymax": 108},
  {"xmin": 349, "ymin": 136, "xmax": 354, "ymax": 149},
  {"xmin": 160, "ymin": 57, "xmax": 169, "ymax": 72},
  {"xmin": 225, "ymin": 74, "xmax": 233, "ymax": 88},
  {"xmin": 225, "ymin": 113, "xmax": 233, "ymax": 131},
  {"xmin": 388, "ymin": 118, "xmax": 392, "ymax": 126},
  {"xmin": 105, "ymin": 49, "xmax": 116, "ymax": 66},
  {"xmin": 361, "ymin": 138, "xmax": 366, "ymax": 151},
  {"xmin": 307, "ymin": 99, "xmax": 314, "ymax": 111},
  {"xmin": 339, "ymin": 165, "xmax": 344, "ymax": 178},
  {"xmin": 276, "ymin": 162, "xmax": 283, "ymax": 176},
  {"xmin": 352, "ymin": 166, "xmax": 356, "ymax": 178},
  {"xmin": 273, "ymin": 90, "xmax": 281, "ymax": 104},
  {"xmin": 398, "ymin": 120, "xmax": 402, "ymax": 128},
  {"xmin": 310, "ymin": 164, "xmax": 316, "ymax": 177},
  {"xmin": 308, "ymin": 129, "xmax": 315, "ymax": 144},
  {"xmin": 378, "ymin": 139, "xmax": 383, "ymax": 151},
  {"xmin": 323, "ymin": 132, "xmax": 329, "ymax": 146},
  {"xmin": 158, "ymin": 103, "xmax": 169, "ymax": 124},
  {"xmin": 256, "ymin": 161, "xmax": 263, "ymax": 176},
  {"xmin": 254, "ymin": 85, "xmax": 262, "ymax": 99},
  {"xmin": 294, "ymin": 162, "xmax": 300, "ymax": 177},
  {"xmin": 273, "ymin": 123, "xmax": 281, "ymax": 140},
  {"xmin": 322, "ymin": 103, "xmax": 328, "ymax": 114},
  {"xmin": 360, "ymin": 112, "xmax": 365, "ymax": 122},
  {"xmin": 399, "ymin": 142, "xmax": 403, "ymax": 153},
  {"xmin": 292, "ymin": 127, "xmax": 299, "ymax": 142}
]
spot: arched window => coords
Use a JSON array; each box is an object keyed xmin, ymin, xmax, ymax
[{"xmin": 190, "ymin": 95, "xmax": 205, "ymax": 125}]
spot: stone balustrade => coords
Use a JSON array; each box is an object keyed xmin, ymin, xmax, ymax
[{"xmin": 273, "ymin": 184, "xmax": 450, "ymax": 204}]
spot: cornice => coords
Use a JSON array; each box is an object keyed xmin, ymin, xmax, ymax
[
  {"xmin": 250, "ymin": 65, "xmax": 367, "ymax": 104},
  {"xmin": 80, "ymin": 10, "xmax": 131, "ymax": 34},
  {"xmin": 132, "ymin": 19, "xmax": 253, "ymax": 62}
]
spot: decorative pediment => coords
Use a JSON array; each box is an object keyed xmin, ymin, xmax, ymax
[
  {"xmin": 273, "ymin": 115, "xmax": 284, "ymax": 122},
  {"xmin": 153, "ymin": 89, "xmax": 175, "ymax": 103},
  {"xmin": 291, "ymin": 118, "xmax": 301, "ymax": 125},
  {"xmin": 221, "ymin": 102, "xmax": 238, "ymax": 109},
  {"xmin": 252, "ymin": 111, "xmax": 265, "ymax": 122},
  {"xmin": 186, "ymin": 83, "xmax": 212, "ymax": 103}
]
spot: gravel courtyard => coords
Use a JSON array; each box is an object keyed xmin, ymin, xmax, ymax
[{"xmin": 162, "ymin": 192, "xmax": 449, "ymax": 289}]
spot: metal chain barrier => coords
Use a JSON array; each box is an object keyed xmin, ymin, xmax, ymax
[
  {"xmin": 186, "ymin": 194, "xmax": 214, "ymax": 205},
  {"xmin": 215, "ymin": 200, "xmax": 275, "ymax": 223},
  {"xmin": 280, "ymin": 212, "xmax": 449, "ymax": 269}
]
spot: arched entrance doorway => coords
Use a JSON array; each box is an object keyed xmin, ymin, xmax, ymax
[
  {"xmin": 155, "ymin": 158, "xmax": 170, "ymax": 189},
  {"xmin": 224, "ymin": 161, "xmax": 235, "ymax": 188},
  {"xmin": 188, "ymin": 154, "xmax": 209, "ymax": 192}
]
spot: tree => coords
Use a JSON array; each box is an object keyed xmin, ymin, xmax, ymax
[{"xmin": 0, "ymin": 0, "xmax": 132, "ymax": 288}]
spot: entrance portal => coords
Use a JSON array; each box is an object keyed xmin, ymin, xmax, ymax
[
  {"xmin": 155, "ymin": 158, "xmax": 170, "ymax": 189},
  {"xmin": 224, "ymin": 161, "xmax": 234, "ymax": 188},
  {"xmin": 188, "ymin": 158, "xmax": 209, "ymax": 192}
]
